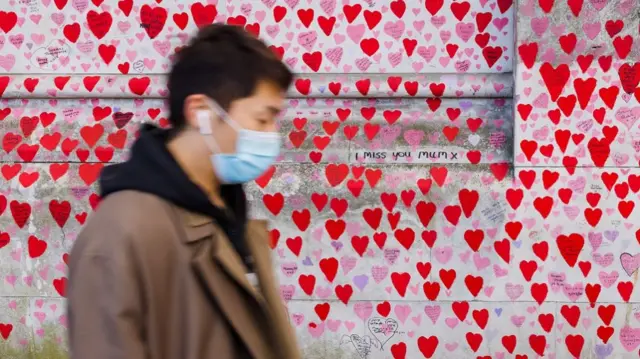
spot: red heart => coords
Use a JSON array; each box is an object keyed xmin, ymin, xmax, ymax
[
  {"xmin": 317, "ymin": 16, "xmax": 335, "ymax": 36},
  {"xmin": 190, "ymin": 2, "xmax": 217, "ymax": 28},
  {"xmin": 573, "ymin": 78, "xmax": 597, "ymax": 109},
  {"xmin": 318, "ymin": 257, "xmax": 338, "ymax": 283},
  {"xmin": 390, "ymin": 272, "xmax": 410, "ymax": 297},
  {"xmin": 416, "ymin": 201, "xmax": 436, "ymax": 227},
  {"xmin": 597, "ymin": 305, "xmax": 615, "ymax": 325},
  {"xmin": 360, "ymin": 38, "xmax": 379, "ymax": 56},
  {"xmin": 286, "ymin": 236, "xmax": 302, "ymax": 256},
  {"xmin": 140, "ymin": 5, "xmax": 168, "ymax": 39},
  {"xmin": 389, "ymin": 0, "xmax": 406, "ymax": 17},
  {"xmin": 342, "ymin": 4, "xmax": 362, "ymax": 22},
  {"xmin": 502, "ymin": 335, "xmax": 516, "ymax": 353},
  {"xmin": 452, "ymin": 302, "xmax": 470, "ymax": 322},
  {"xmin": 0, "ymin": 323, "xmax": 13, "ymax": 340},
  {"xmin": 172, "ymin": 12, "xmax": 189, "ymax": 30},
  {"xmin": 565, "ymin": 334, "xmax": 584, "ymax": 358},
  {"xmin": 49, "ymin": 200, "xmax": 71, "ymax": 228},
  {"xmin": 298, "ymin": 274, "xmax": 316, "ymax": 296},
  {"xmin": 617, "ymin": 62, "xmax": 640, "ymax": 94},
  {"xmin": 538, "ymin": 0, "xmax": 554, "ymax": 13},
  {"xmin": 273, "ymin": 6, "xmax": 287, "ymax": 22},
  {"xmin": 294, "ymin": 78, "xmax": 311, "ymax": 95},
  {"xmin": 254, "ymin": 166, "xmax": 276, "ymax": 189},
  {"xmin": 605, "ymin": 19, "xmax": 624, "ymax": 38},
  {"xmin": 98, "ymin": 44, "xmax": 116, "ymax": 65},
  {"xmin": 472, "ymin": 309, "xmax": 489, "ymax": 329},
  {"xmin": 314, "ymin": 303, "xmax": 330, "ymax": 321},
  {"xmin": 263, "ymin": 193, "xmax": 284, "ymax": 215},
  {"xmin": 53, "ymin": 0, "xmax": 68, "ymax": 9},
  {"xmin": 246, "ymin": 18, "xmax": 260, "ymax": 34},
  {"xmin": 587, "ymin": 137, "xmax": 610, "ymax": 167},
  {"xmin": 617, "ymin": 281, "xmax": 633, "ymax": 302},
  {"xmin": 596, "ymin": 326, "xmax": 614, "ymax": 344},
  {"xmin": 464, "ymin": 275, "xmax": 483, "ymax": 297},
  {"xmin": 556, "ymin": 233, "xmax": 584, "ymax": 267},
  {"xmin": 53, "ymin": 277, "xmax": 67, "ymax": 297},
  {"xmin": 296, "ymin": 8, "xmax": 314, "ymax": 28},
  {"xmin": 529, "ymin": 334, "xmax": 546, "ymax": 356},
  {"xmin": 390, "ymin": 342, "xmax": 406, "ymax": 359},
  {"xmin": 557, "ymin": 94, "xmax": 576, "ymax": 116},
  {"xmin": 0, "ymin": 232, "xmax": 10, "ymax": 250},
  {"xmin": 362, "ymin": 10, "xmax": 381, "ymax": 29},
  {"xmin": 324, "ymin": 219, "xmax": 345, "ymax": 240},
  {"xmin": 497, "ymin": 0, "xmax": 513, "ymax": 13},
  {"xmin": 465, "ymin": 332, "xmax": 483, "ymax": 352},
  {"xmin": 117, "ymin": 0, "xmax": 133, "ymax": 16},
  {"xmin": 1, "ymin": 164, "xmax": 20, "ymax": 181},
  {"xmin": 128, "ymin": 77, "xmax": 151, "ymax": 96},
  {"xmin": 86, "ymin": 11, "xmax": 113, "ymax": 40},
  {"xmin": 49, "ymin": 163, "xmax": 69, "ymax": 181},
  {"xmin": 417, "ymin": 336, "xmax": 439, "ymax": 358},
  {"xmin": 443, "ymin": 205, "xmax": 461, "ymax": 225},
  {"xmin": 518, "ymin": 42, "xmax": 538, "ymax": 69},
  {"xmin": 613, "ymin": 35, "xmax": 633, "ymax": 59},
  {"xmin": 63, "ymin": 23, "xmax": 80, "ymax": 43},
  {"xmin": 463, "ymin": 230, "xmax": 484, "ymax": 252},
  {"xmin": 10, "ymin": 200, "xmax": 31, "ymax": 228},
  {"xmin": 450, "ymin": 1, "xmax": 470, "ymax": 20},
  {"xmin": 291, "ymin": 209, "xmax": 311, "ymax": 231},
  {"xmin": 23, "ymin": 78, "xmax": 39, "ymax": 93},
  {"xmin": 394, "ymin": 228, "xmax": 415, "ymax": 250},
  {"xmin": 0, "ymin": 11, "xmax": 18, "ymax": 33},
  {"xmin": 567, "ymin": 0, "xmax": 583, "ymax": 16},
  {"xmin": 439, "ymin": 269, "xmax": 456, "ymax": 289},
  {"xmin": 494, "ymin": 239, "xmax": 511, "ymax": 263},
  {"xmin": 482, "ymin": 46, "xmax": 503, "ymax": 68},
  {"xmin": 539, "ymin": 63, "xmax": 570, "ymax": 102},
  {"xmin": 28, "ymin": 235, "xmax": 47, "ymax": 258},
  {"xmin": 302, "ymin": 52, "xmax": 322, "ymax": 72},
  {"xmin": 351, "ymin": 236, "xmax": 369, "ymax": 257},
  {"xmin": 560, "ymin": 305, "xmax": 580, "ymax": 327}
]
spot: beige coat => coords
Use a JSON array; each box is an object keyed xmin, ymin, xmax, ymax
[{"xmin": 67, "ymin": 190, "xmax": 301, "ymax": 359}]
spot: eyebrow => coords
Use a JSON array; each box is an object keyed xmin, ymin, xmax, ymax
[{"xmin": 265, "ymin": 106, "xmax": 281, "ymax": 115}]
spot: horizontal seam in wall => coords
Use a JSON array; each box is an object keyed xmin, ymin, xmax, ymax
[{"xmin": 1, "ymin": 72, "xmax": 515, "ymax": 99}]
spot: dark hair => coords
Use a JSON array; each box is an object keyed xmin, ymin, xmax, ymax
[{"xmin": 167, "ymin": 24, "xmax": 294, "ymax": 130}]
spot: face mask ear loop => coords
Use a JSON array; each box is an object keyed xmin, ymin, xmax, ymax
[
  {"xmin": 196, "ymin": 108, "xmax": 222, "ymax": 154},
  {"xmin": 204, "ymin": 97, "xmax": 243, "ymax": 133},
  {"xmin": 204, "ymin": 133, "xmax": 222, "ymax": 154}
]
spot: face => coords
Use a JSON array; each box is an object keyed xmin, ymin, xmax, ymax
[{"xmin": 184, "ymin": 80, "xmax": 285, "ymax": 154}]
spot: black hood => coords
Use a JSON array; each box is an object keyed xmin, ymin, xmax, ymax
[{"xmin": 99, "ymin": 123, "xmax": 252, "ymax": 268}]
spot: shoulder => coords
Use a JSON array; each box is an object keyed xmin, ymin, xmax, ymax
[
  {"xmin": 96, "ymin": 191, "xmax": 175, "ymax": 234},
  {"xmin": 70, "ymin": 191, "xmax": 175, "ymax": 260}
]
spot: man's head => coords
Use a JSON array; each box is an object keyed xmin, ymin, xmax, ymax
[
  {"xmin": 167, "ymin": 24, "xmax": 293, "ymax": 155},
  {"xmin": 166, "ymin": 24, "xmax": 293, "ymax": 187}
]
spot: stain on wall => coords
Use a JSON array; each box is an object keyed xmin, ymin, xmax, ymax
[{"xmin": 1, "ymin": 0, "xmax": 639, "ymax": 358}]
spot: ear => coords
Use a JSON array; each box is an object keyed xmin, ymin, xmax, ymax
[{"xmin": 183, "ymin": 94, "xmax": 214, "ymax": 129}]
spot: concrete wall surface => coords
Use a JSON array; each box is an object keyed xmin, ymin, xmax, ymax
[{"xmin": 0, "ymin": 0, "xmax": 639, "ymax": 358}]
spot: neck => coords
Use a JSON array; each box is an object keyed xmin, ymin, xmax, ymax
[{"xmin": 166, "ymin": 132, "xmax": 226, "ymax": 208}]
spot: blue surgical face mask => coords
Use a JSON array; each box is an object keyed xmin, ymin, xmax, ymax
[{"xmin": 197, "ymin": 98, "xmax": 281, "ymax": 184}]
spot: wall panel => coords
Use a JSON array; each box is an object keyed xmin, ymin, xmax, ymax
[
  {"xmin": 14, "ymin": 0, "xmax": 640, "ymax": 359},
  {"xmin": 512, "ymin": 0, "xmax": 640, "ymax": 357}
]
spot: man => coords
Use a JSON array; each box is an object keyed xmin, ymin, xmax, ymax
[{"xmin": 67, "ymin": 24, "xmax": 300, "ymax": 359}]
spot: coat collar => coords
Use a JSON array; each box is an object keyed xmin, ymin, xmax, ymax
[
  {"xmin": 182, "ymin": 210, "xmax": 262, "ymax": 299},
  {"xmin": 177, "ymin": 209, "xmax": 299, "ymax": 359}
]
